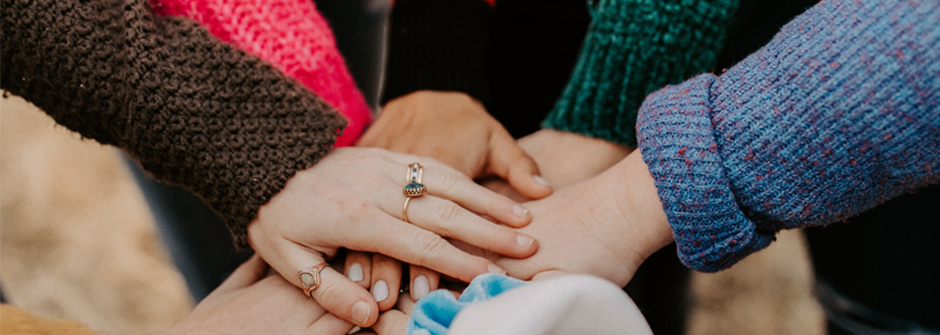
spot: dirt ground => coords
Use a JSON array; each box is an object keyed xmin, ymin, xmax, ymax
[{"xmin": 1, "ymin": 94, "xmax": 825, "ymax": 334}]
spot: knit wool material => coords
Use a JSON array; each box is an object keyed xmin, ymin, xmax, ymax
[
  {"xmin": 637, "ymin": 0, "xmax": 940, "ymax": 272},
  {"xmin": 1, "ymin": 0, "xmax": 347, "ymax": 247},
  {"xmin": 150, "ymin": 0, "xmax": 372, "ymax": 147},
  {"xmin": 543, "ymin": 0, "xmax": 739, "ymax": 147}
]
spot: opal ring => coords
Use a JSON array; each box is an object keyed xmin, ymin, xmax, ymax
[
  {"xmin": 298, "ymin": 263, "xmax": 329, "ymax": 298},
  {"xmin": 403, "ymin": 163, "xmax": 426, "ymax": 223}
]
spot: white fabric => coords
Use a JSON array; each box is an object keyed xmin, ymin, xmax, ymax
[{"xmin": 448, "ymin": 274, "xmax": 652, "ymax": 335}]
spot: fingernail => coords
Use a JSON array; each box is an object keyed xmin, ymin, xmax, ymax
[
  {"xmin": 413, "ymin": 276, "xmax": 430, "ymax": 300},
  {"xmin": 534, "ymin": 175, "xmax": 551, "ymax": 187},
  {"xmin": 372, "ymin": 280, "xmax": 389, "ymax": 302},
  {"xmin": 414, "ymin": 329, "xmax": 432, "ymax": 335},
  {"xmin": 347, "ymin": 264, "xmax": 364, "ymax": 282},
  {"xmin": 516, "ymin": 234, "xmax": 535, "ymax": 247},
  {"xmin": 351, "ymin": 301, "xmax": 371, "ymax": 326},
  {"xmin": 487, "ymin": 264, "xmax": 507, "ymax": 275},
  {"xmin": 512, "ymin": 204, "xmax": 529, "ymax": 218}
]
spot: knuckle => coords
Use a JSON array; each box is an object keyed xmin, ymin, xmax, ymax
[
  {"xmin": 434, "ymin": 202, "xmax": 462, "ymax": 230},
  {"xmin": 314, "ymin": 279, "xmax": 347, "ymax": 309},
  {"xmin": 413, "ymin": 231, "xmax": 449, "ymax": 261},
  {"xmin": 434, "ymin": 171, "xmax": 461, "ymax": 193}
]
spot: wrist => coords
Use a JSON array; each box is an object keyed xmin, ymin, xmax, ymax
[{"xmin": 611, "ymin": 150, "xmax": 673, "ymax": 261}]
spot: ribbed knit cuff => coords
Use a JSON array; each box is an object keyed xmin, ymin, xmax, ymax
[
  {"xmin": 382, "ymin": 0, "xmax": 492, "ymax": 106},
  {"xmin": 543, "ymin": 0, "xmax": 739, "ymax": 147},
  {"xmin": 636, "ymin": 74, "xmax": 774, "ymax": 272}
]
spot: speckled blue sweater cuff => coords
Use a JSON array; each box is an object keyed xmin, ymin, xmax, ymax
[{"xmin": 636, "ymin": 74, "xmax": 775, "ymax": 272}]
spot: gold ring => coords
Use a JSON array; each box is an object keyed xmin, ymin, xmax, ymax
[
  {"xmin": 402, "ymin": 163, "xmax": 426, "ymax": 223},
  {"xmin": 298, "ymin": 263, "xmax": 329, "ymax": 298}
]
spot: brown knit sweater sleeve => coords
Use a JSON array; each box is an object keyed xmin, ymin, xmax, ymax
[{"xmin": 1, "ymin": 0, "xmax": 347, "ymax": 247}]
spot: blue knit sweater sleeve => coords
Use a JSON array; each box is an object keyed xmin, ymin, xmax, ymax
[{"xmin": 636, "ymin": 0, "xmax": 940, "ymax": 272}]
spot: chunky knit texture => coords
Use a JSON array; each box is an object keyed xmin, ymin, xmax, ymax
[
  {"xmin": 637, "ymin": 0, "xmax": 940, "ymax": 272},
  {"xmin": 382, "ymin": 0, "xmax": 493, "ymax": 105},
  {"xmin": 543, "ymin": 0, "xmax": 739, "ymax": 147},
  {"xmin": 1, "ymin": 0, "xmax": 347, "ymax": 247},
  {"xmin": 150, "ymin": 0, "xmax": 372, "ymax": 147}
]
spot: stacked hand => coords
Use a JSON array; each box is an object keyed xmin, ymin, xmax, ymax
[
  {"xmin": 246, "ymin": 88, "xmax": 672, "ymax": 334},
  {"xmin": 246, "ymin": 147, "xmax": 540, "ymax": 327},
  {"xmin": 496, "ymin": 151, "xmax": 674, "ymax": 287},
  {"xmin": 348, "ymin": 91, "xmax": 557, "ymax": 311}
]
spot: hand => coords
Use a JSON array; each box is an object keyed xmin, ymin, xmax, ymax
[
  {"xmin": 161, "ymin": 255, "xmax": 355, "ymax": 335},
  {"xmin": 496, "ymin": 151, "xmax": 674, "ymax": 287},
  {"xmin": 247, "ymin": 147, "xmax": 539, "ymax": 327},
  {"xmin": 343, "ymin": 251, "xmax": 439, "ymax": 312},
  {"xmin": 359, "ymin": 91, "xmax": 552, "ymax": 199},
  {"xmin": 483, "ymin": 129, "xmax": 633, "ymax": 202}
]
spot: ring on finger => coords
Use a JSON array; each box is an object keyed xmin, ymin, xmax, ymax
[
  {"xmin": 298, "ymin": 263, "xmax": 329, "ymax": 298},
  {"xmin": 402, "ymin": 162, "xmax": 426, "ymax": 223}
]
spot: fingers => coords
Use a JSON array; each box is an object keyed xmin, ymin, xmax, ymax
[
  {"xmin": 417, "ymin": 161, "xmax": 533, "ymax": 228},
  {"xmin": 531, "ymin": 269, "xmax": 569, "ymax": 282},
  {"xmin": 396, "ymin": 292, "xmax": 418, "ymax": 315},
  {"xmin": 409, "ymin": 265, "xmax": 438, "ymax": 302},
  {"xmin": 345, "ymin": 251, "xmax": 372, "ymax": 289},
  {"xmin": 342, "ymin": 214, "xmax": 506, "ymax": 283},
  {"xmin": 396, "ymin": 195, "xmax": 538, "ymax": 258},
  {"xmin": 307, "ymin": 313, "xmax": 356, "ymax": 335},
  {"xmin": 371, "ymin": 297, "xmax": 412, "ymax": 335},
  {"xmin": 211, "ymin": 254, "xmax": 268, "ymax": 295},
  {"xmin": 371, "ymin": 254, "xmax": 402, "ymax": 311},
  {"xmin": 486, "ymin": 133, "xmax": 553, "ymax": 200},
  {"xmin": 274, "ymin": 242, "xmax": 379, "ymax": 328}
]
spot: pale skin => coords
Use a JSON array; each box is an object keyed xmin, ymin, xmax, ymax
[
  {"xmin": 353, "ymin": 90, "xmax": 556, "ymax": 308},
  {"xmin": 245, "ymin": 147, "xmax": 540, "ymax": 328},
  {"xmin": 367, "ymin": 150, "xmax": 675, "ymax": 335},
  {"xmin": 346, "ymin": 90, "xmax": 671, "ymax": 333},
  {"xmin": 359, "ymin": 90, "xmax": 552, "ymax": 199},
  {"xmin": 161, "ymin": 255, "xmax": 357, "ymax": 335}
]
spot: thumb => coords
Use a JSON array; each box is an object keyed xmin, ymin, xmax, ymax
[{"xmin": 486, "ymin": 133, "xmax": 552, "ymax": 200}]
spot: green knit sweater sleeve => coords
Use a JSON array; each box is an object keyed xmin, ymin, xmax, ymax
[{"xmin": 543, "ymin": 0, "xmax": 740, "ymax": 146}]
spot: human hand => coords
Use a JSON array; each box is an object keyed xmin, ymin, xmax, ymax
[
  {"xmin": 343, "ymin": 251, "xmax": 440, "ymax": 312},
  {"xmin": 483, "ymin": 129, "xmax": 633, "ymax": 202},
  {"xmin": 247, "ymin": 147, "xmax": 539, "ymax": 327},
  {"xmin": 359, "ymin": 91, "xmax": 552, "ymax": 199},
  {"xmin": 495, "ymin": 151, "xmax": 674, "ymax": 287},
  {"xmin": 161, "ymin": 255, "xmax": 355, "ymax": 335}
]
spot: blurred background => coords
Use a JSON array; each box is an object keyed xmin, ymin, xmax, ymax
[{"xmin": 1, "ymin": 94, "xmax": 824, "ymax": 334}]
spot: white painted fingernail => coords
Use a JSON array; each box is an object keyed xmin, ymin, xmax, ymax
[
  {"xmin": 351, "ymin": 301, "xmax": 371, "ymax": 326},
  {"xmin": 487, "ymin": 264, "xmax": 507, "ymax": 275},
  {"xmin": 534, "ymin": 175, "xmax": 551, "ymax": 186},
  {"xmin": 413, "ymin": 276, "xmax": 430, "ymax": 300},
  {"xmin": 516, "ymin": 234, "xmax": 535, "ymax": 247},
  {"xmin": 372, "ymin": 280, "xmax": 389, "ymax": 302},
  {"xmin": 347, "ymin": 326, "xmax": 362, "ymax": 335},
  {"xmin": 347, "ymin": 264, "xmax": 364, "ymax": 282},
  {"xmin": 512, "ymin": 204, "xmax": 529, "ymax": 217}
]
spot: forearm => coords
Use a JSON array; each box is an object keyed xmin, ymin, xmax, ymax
[
  {"xmin": 151, "ymin": 0, "xmax": 371, "ymax": 147},
  {"xmin": 1, "ymin": 0, "xmax": 346, "ymax": 246},
  {"xmin": 637, "ymin": 0, "xmax": 940, "ymax": 271},
  {"xmin": 543, "ymin": 0, "xmax": 740, "ymax": 146}
]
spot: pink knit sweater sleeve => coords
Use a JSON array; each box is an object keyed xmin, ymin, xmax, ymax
[{"xmin": 150, "ymin": 0, "xmax": 372, "ymax": 147}]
